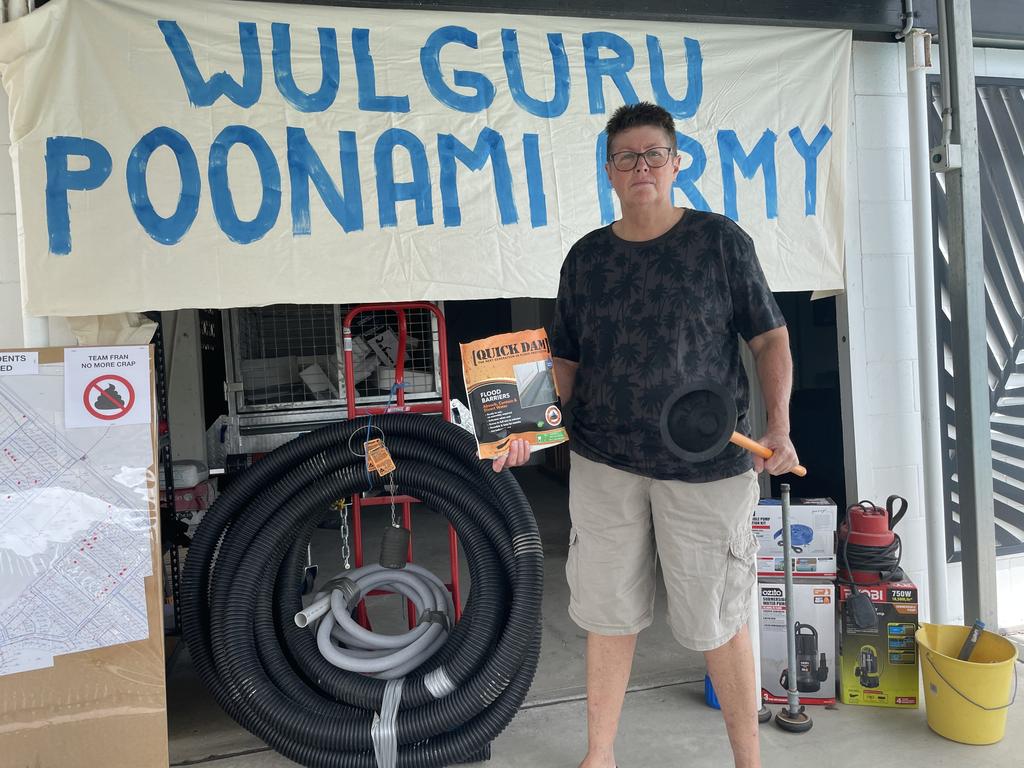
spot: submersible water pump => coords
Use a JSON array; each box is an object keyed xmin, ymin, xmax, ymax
[
  {"xmin": 855, "ymin": 645, "xmax": 881, "ymax": 688},
  {"xmin": 779, "ymin": 622, "xmax": 829, "ymax": 693}
]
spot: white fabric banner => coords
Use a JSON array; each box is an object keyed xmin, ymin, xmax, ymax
[{"xmin": 0, "ymin": 0, "xmax": 850, "ymax": 316}]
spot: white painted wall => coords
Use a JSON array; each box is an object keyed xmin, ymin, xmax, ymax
[{"xmin": 842, "ymin": 41, "xmax": 1024, "ymax": 629}]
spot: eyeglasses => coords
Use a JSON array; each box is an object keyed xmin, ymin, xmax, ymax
[{"xmin": 608, "ymin": 147, "xmax": 674, "ymax": 172}]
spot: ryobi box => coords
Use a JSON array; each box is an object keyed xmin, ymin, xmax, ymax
[
  {"xmin": 758, "ymin": 581, "xmax": 836, "ymax": 705},
  {"xmin": 754, "ymin": 498, "xmax": 837, "ymax": 578},
  {"xmin": 838, "ymin": 580, "xmax": 919, "ymax": 708}
]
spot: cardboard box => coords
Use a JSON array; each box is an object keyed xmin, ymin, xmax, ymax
[
  {"xmin": 758, "ymin": 580, "xmax": 836, "ymax": 705},
  {"xmin": 838, "ymin": 580, "xmax": 919, "ymax": 708},
  {"xmin": 753, "ymin": 497, "xmax": 837, "ymax": 577},
  {"xmin": 757, "ymin": 553, "xmax": 838, "ymax": 578},
  {"xmin": 297, "ymin": 352, "xmax": 374, "ymax": 391},
  {"xmin": 0, "ymin": 346, "xmax": 168, "ymax": 768}
]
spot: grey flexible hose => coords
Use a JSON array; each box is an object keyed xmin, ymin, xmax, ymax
[{"xmin": 296, "ymin": 562, "xmax": 455, "ymax": 679}]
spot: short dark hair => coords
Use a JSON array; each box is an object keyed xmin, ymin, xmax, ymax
[{"xmin": 605, "ymin": 102, "xmax": 676, "ymax": 159}]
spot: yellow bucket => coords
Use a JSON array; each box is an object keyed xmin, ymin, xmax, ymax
[{"xmin": 916, "ymin": 622, "xmax": 1018, "ymax": 745}]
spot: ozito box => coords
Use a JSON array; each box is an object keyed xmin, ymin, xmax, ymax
[
  {"xmin": 758, "ymin": 581, "xmax": 836, "ymax": 705},
  {"xmin": 754, "ymin": 498, "xmax": 837, "ymax": 578},
  {"xmin": 838, "ymin": 579, "xmax": 919, "ymax": 708}
]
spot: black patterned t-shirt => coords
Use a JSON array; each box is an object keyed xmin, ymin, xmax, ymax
[{"xmin": 550, "ymin": 210, "xmax": 785, "ymax": 482}]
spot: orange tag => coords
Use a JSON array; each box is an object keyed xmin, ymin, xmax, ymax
[
  {"xmin": 367, "ymin": 441, "xmax": 396, "ymax": 476},
  {"xmin": 364, "ymin": 439, "xmax": 383, "ymax": 472}
]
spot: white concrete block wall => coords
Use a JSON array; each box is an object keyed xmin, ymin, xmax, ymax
[
  {"xmin": 844, "ymin": 42, "xmax": 1024, "ymax": 629},
  {"xmin": 844, "ymin": 41, "xmax": 932, "ymax": 612}
]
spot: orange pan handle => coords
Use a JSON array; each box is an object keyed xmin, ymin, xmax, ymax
[{"xmin": 730, "ymin": 432, "xmax": 807, "ymax": 477}]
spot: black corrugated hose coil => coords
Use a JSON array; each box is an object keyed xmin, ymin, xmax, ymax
[{"xmin": 181, "ymin": 415, "xmax": 544, "ymax": 768}]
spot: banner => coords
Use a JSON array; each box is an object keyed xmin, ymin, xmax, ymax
[{"xmin": 0, "ymin": 0, "xmax": 850, "ymax": 316}]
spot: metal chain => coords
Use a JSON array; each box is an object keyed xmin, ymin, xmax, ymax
[
  {"xmin": 386, "ymin": 466, "xmax": 399, "ymax": 528},
  {"xmin": 382, "ymin": 385, "xmax": 402, "ymax": 530},
  {"xmin": 337, "ymin": 499, "xmax": 351, "ymax": 570}
]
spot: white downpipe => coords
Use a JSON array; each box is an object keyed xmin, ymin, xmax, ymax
[
  {"xmin": 905, "ymin": 29, "xmax": 949, "ymax": 624},
  {"xmin": 22, "ymin": 312, "xmax": 48, "ymax": 347}
]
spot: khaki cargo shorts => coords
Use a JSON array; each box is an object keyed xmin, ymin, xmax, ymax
[{"xmin": 566, "ymin": 452, "xmax": 759, "ymax": 652}]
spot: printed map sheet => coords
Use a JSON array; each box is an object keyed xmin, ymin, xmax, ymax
[{"xmin": 0, "ymin": 363, "xmax": 154, "ymax": 677}]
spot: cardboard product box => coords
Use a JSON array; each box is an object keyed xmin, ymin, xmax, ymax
[
  {"xmin": 0, "ymin": 346, "xmax": 168, "ymax": 768},
  {"xmin": 838, "ymin": 580, "xmax": 919, "ymax": 708},
  {"xmin": 757, "ymin": 553, "xmax": 838, "ymax": 579},
  {"xmin": 753, "ymin": 497, "xmax": 837, "ymax": 578},
  {"xmin": 758, "ymin": 580, "xmax": 837, "ymax": 705}
]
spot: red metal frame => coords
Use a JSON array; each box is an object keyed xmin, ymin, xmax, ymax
[{"xmin": 342, "ymin": 302, "xmax": 462, "ymax": 629}]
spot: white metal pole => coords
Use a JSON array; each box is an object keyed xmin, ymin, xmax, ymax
[
  {"xmin": 780, "ymin": 485, "xmax": 799, "ymax": 715},
  {"xmin": 905, "ymin": 29, "xmax": 949, "ymax": 624}
]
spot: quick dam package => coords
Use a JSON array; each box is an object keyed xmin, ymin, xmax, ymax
[{"xmin": 459, "ymin": 329, "xmax": 569, "ymax": 460}]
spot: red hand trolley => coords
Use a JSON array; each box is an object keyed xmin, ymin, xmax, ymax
[{"xmin": 341, "ymin": 302, "xmax": 462, "ymax": 628}]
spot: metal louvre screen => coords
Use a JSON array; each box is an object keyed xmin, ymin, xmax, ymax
[{"xmin": 930, "ymin": 78, "xmax": 1024, "ymax": 558}]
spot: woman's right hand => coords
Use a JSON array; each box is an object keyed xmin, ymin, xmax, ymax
[{"xmin": 491, "ymin": 439, "xmax": 531, "ymax": 472}]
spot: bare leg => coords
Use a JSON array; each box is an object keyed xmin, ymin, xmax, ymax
[
  {"xmin": 704, "ymin": 625, "xmax": 761, "ymax": 768},
  {"xmin": 579, "ymin": 632, "xmax": 637, "ymax": 768}
]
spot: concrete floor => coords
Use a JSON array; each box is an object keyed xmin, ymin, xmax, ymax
[{"xmin": 168, "ymin": 467, "xmax": 1024, "ymax": 767}]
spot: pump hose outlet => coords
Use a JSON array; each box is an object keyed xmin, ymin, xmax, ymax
[{"xmin": 181, "ymin": 414, "xmax": 544, "ymax": 768}]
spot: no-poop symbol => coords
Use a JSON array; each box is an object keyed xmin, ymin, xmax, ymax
[{"xmin": 83, "ymin": 375, "xmax": 135, "ymax": 421}]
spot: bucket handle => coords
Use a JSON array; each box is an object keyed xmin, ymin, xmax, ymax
[{"xmin": 925, "ymin": 652, "xmax": 1019, "ymax": 712}]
